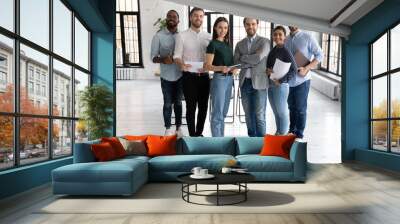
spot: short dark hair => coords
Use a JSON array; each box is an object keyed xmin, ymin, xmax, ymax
[
  {"xmin": 243, "ymin": 17, "xmax": 259, "ymax": 25},
  {"xmin": 167, "ymin": 9, "xmax": 179, "ymax": 19},
  {"xmin": 273, "ymin": 26, "xmax": 286, "ymax": 36},
  {"xmin": 190, "ymin": 7, "xmax": 204, "ymax": 16}
]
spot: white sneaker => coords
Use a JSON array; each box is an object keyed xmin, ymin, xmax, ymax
[
  {"xmin": 164, "ymin": 128, "xmax": 175, "ymax": 136},
  {"xmin": 176, "ymin": 127, "xmax": 184, "ymax": 138}
]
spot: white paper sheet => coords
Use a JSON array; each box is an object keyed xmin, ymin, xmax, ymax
[
  {"xmin": 270, "ymin": 58, "xmax": 291, "ymax": 80},
  {"xmin": 186, "ymin": 61, "xmax": 204, "ymax": 73}
]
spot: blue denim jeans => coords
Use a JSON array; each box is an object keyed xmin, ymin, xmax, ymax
[
  {"xmin": 288, "ymin": 80, "xmax": 311, "ymax": 138},
  {"xmin": 210, "ymin": 74, "xmax": 234, "ymax": 137},
  {"xmin": 161, "ymin": 77, "xmax": 183, "ymax": 129},
  {"xmin": 268, "ymin": 82, "xmax": 290, "ymax": 135},
  {"xmin": 240, "ymin": 78, "xmax": 268, "ymax": 137}
]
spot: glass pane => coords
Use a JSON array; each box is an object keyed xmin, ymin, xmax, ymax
[
  {"xmin": 372, "ymin": 33, "xmax": 387, "ymax": 76},
  {"xmin": 53, "ymin": 119, "xmax": 72, "ymax": 157},
  {"xmin": 372, "ymin": 121, "xmax": 388, "ymax": 151},
  {"xmin": 321, "ymin": 34, "xmax": 329, "ymax": 69},
  {"xmin": 53, "ymin": 0, "xmax": 72, "ymax": 60},
  {"xmin": 123, "ymin": 15, "xmax": 140, "ymax": 64},
  {"xmin": 117, "ymin": 0, "xmax": 138, "ymax": 12},
  {"xmin": 75, "ymin": 120, "xmax": 88, "ymax": 143},
  {"xmin": 75, "ymin": 18, "xmax": 89, "ymax": 70},
  {"xmin": 0, "ymin": 0, "xmax": 14, "ymax": 31},
  {"xmin": 53, "ymin": 59, "xmax": 72, "ymax": 117},
  {"xmin": 392, "ymin": 120, "xmax": 400, "ymax": 153},
  {"xmin": 391, "ymin": 24, "xmax": 400, "ymax": 70},
  {"xmin": 20, "ymin": 0, "xmax": 49, "ymax": 49},
  {"xmin": 116, "ymin": 14, "xmax": 123, "ymax": 65},
  {"xmin": 372, "ymin": 77, "xmax": 387, "ymax": 119},
  {"xmin": 0, "ymin": 35, "xmax": 14, "ymax": 113},
  {"xmin": 392, "ymin": 72, "xmax": 400, "ymax": 118},
  {"xmin": 20, "ymin": 117, "xmax": 49, "ymax": 165},
  {"xmin": 20, "ymin": 44, "xmax": 49, "ymax": 115},
  {"xmin": 74, "ymin": 69, "xmax": 89, "ymax": 118},
  {"xmin": 0, "ymin": 116, "xmax": 14, "ymax": 170}
]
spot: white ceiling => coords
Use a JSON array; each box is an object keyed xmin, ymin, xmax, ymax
[{"xmin": 165, "ymin": 0, "xmax": 384, "ymax": 37}]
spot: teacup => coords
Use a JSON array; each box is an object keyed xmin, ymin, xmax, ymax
[
  {"xmin": 221, "ymin": 167, "xmax": 232, "ymax": 173},
  {"xmin": 199, "ymin": 168, "xmax": 208, "ymax": 176},
  {"xmin": 191, "ymin": 167, "xmax": 202, "ymax": 176}
]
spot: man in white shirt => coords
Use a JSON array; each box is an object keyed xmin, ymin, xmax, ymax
[{"xmin": 173, "ymin": 7, "xmax": 211, "ymax": 137}]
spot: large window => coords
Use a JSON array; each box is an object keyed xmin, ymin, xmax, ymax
[
  {"xmin": 0, "ymin": 0, "xmax": 91, "ymax": 170},
  {"xmin": 370, "ymin": 23, "xmax": 400, "ymax": 154},
  {"xmin": 116, "ymin": 0, "xmax": 143, "ymax": 67},
  {"xmin": 321, "ymin": 33, "xmax": 342, "ymax": 76}
]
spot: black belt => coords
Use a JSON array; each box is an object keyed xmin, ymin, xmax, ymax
[
  {"xmin": 220, "ymin": 72, "xmax": 233, "ymax": 76},
  {"xmin": 184, "ymin": 71, "xmax": 208, "ymax": 77}
]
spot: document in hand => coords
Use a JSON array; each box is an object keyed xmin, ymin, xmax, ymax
[
  {"xmin": 186, "ymin": 61, "xmax": 204, "ymax": 73},
  {"xmin": 228, "ymin": 64, "xmax": 241, "ymax": 70},
  {"xmin": 270, "ymin": 58, "xmax": 291, "ymax": 80}
]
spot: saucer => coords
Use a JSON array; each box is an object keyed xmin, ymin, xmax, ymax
[{"xmin": 190, "ymin": 174, "xmax": 215, "ymax": 179}]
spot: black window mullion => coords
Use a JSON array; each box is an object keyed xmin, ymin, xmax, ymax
[
  {"xmin": 14, "ymin": 0, "xmax": 21, "ymax": 167},
  {"xmin": 49, "ymin": 0, "xmax": 54, "ymax": 160},
  {"xmin": 327, "ymin": 34, "xmax": 331, "ymax": 73},
  {"xmin": 387, "ymin": 29, "xmax": 391, "ymax": 152},
  {"xmin": 119, "ymin": 13, "xmax": 127, "ymax": 66}
]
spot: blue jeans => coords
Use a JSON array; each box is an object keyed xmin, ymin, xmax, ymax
[
  {"xmin": 161, "ymin": 77, "xmax": 183, "ymax": 129},
  {"xmin": 268, "ymin": 82, "xmax": 290, "ymax": 135},
  {"xmin": 240, "ymin": 78, "xmax": 268, "ymax": 137},
  {"xmin": 210, "ymin": 74, "xmax": 234, "ymax": 137},
  {"xmin": 288, "ymin": 80, "xmax": 311, "ymax": 138}
]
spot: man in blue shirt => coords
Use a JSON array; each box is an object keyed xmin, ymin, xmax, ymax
[
  {"xmin": 151, "ymin": 10, "xmax": 183, "ymax": 137},
  {"xmin": 284, "ymin": 26, "xmax": 323, "ymax": 139}
]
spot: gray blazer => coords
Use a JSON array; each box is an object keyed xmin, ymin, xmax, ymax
[{"xmin": 234, "ymin": 35, "xmax": 271, "ymax": 89}]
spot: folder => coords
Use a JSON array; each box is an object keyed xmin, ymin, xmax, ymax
[{"xmin": 294, "ymin": 50, "xmax": 310, "ymax": 67}]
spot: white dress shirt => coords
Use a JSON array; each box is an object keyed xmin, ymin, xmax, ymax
[{"xmin": 173, "ymin": 28, "xmax": 211, "ymax": 64}]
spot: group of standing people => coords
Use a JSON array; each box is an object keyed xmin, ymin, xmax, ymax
[{"xmin": 151, "ymin": 8, "xmax": 323, "ymax": 139}]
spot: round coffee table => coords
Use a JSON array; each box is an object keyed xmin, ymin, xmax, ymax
[{"xmin": 177, "ymin": 172, "xmax": 255, "ymax": 206}]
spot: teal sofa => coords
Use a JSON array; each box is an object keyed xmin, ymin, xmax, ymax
[{"xmin": 52, "ymin": 137, "xmax": 307, "ymax": 196}]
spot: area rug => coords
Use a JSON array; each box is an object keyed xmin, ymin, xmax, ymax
[{"xmin": 37, "ymin": 183, "xmax": 362, "ymax": 214}]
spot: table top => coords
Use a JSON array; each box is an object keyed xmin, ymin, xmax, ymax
[{"xmin": 177, "ymin": 172, "xmax": 255, "ymax": 185}]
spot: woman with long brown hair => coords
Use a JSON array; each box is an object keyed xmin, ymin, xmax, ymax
[{"xmin": 204, "ymin": 17, "xmax": 238, "ymax": 137}]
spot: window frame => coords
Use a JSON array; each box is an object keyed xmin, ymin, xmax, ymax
[
  {"xmin": 320, "ymin": 33, "xmax": 342, "ymax": 77},
  {"xmin": 116, "ymin": 0, "xmax": 143, "ymax": 68},
  {"xmin": 0, "ymin": 0, "xmax": 92, "ymax": 171},
  {"xmin": 187, "ymin": 7, "xmax": 274, "ymax": 50},
  {"xmin": 369, "ymin": 19, "xmax": 400, "ymax": 154}
]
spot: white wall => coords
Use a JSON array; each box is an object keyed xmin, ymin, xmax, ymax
[{"xmin": 135, "ymin": 0, "xmax": 188, "ymax": 80}]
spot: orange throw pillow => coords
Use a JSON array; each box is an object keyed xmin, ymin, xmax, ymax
[
  {"xmin": 101, "ymin": 137, "xmax": 127, "ymax": 158},
  {"xmin": 259, "ymin": 134, "xmax": 296, "ymax": 159},
  {"xmin": 91, "ymin": 142, "xmax": 117, "ymax": 161},
  {"xmin": 146, "ymin": 135, "xmax": 177, "ymax": 157},
  {"xmin": 124, "ymin": 135, "xmax": 149, "ymax": 141}
]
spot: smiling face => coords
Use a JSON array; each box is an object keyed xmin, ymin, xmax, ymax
[
  {"xmin": 244, "ymin": 18, "xmax": 258, "ymax": 37},
  {"xmin": 166, "ymin": 10, "xmax": 179, "ymax": 29},
  {"xmin": 190, "ymin": 9, "xmax": 204, "ymax": 29},
  {"xmin": 273, "ymin": 29, "xmax": 286, "ymax": 46},
  {"xmin": 215, "ymin": 20, "xmax": 229, "ymax": 39}
]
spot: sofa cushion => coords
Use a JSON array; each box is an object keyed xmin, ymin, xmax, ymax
[
  {"xmin": 147, "ymin": 135, "xmax": 177, "ymax": 157},
  {"xmin": 236, "ymin": 155, "xmax": 293, "ymax": 172},
  {"xmin": 118, "ymin": 138, "xmax": 147, "ymax": 156},
  {"xmin": 74, "ymin": 140, "xmax": 100, "ymax": 163},
  {"xmin": 91, "ymin": 142, "xmax": 118, "ymax": 161},
  {"xmin": 53, "ymin": 159, "xmax": 147, "ymax": 183},
  {"xmin": 260, "ymin": 134, "xmax": 296, "ymax": 159},
  {"xmin": 235, "ymin": 137, "xmax": 264, "ymax": 155},
  {"xmin": 101, "ymin": 137, "xmax": 127, "ymax": 158},
  {"xmin": 149, "ymin": 154, "xmax": 235, "ymax": 172},
  {"xmin": 179, "ymin": 137, "xmax": 236, "ymax": 155}
]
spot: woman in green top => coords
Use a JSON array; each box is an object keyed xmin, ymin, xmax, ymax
[{"xmin": 204, "ymin": 17, "xmax": 238, "ymax": 137}]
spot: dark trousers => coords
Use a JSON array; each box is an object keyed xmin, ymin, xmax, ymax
[
  {"xmin": 182, "ymin": 72, "xmax": 210, "ymax": 136},
  {"xmin": 288, "ymin": 80, "xmax": 311, "ymax": 138},
  {"xmin": 161, "ymin": 77, "xmax": 183, "ymax": 129}
]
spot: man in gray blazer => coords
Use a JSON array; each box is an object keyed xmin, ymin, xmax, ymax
[{"xmin": 234, "ymin": 18, "xmax": 271, "ymax": 137}]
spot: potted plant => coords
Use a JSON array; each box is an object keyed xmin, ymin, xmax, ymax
[{"xmin": 79, "ymin": 84, "xmax": 113, "ymax": 140}]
